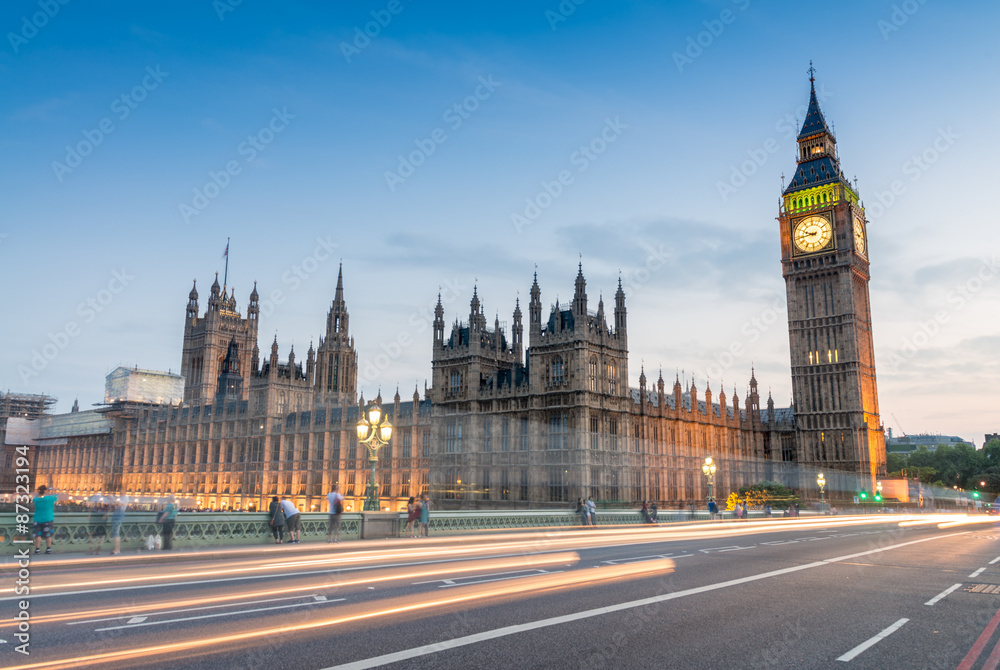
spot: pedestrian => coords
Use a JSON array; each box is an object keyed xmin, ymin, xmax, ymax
[
  {"xmin": 586, "ymin": 496, "xmax": 597, "ymax": 526},
  {"xmin": 280, "ymin": 497, "xmax": 302, "ymax": 543},
  {"xmin": 157, "ymin": 502, "xmax": 178, "ymax": 550},
  {"xmin": 741, "ymin": 500, "xmax": 748, "ymax": 521},
  {"xmin": 576, "ymin": 497, "xmax": 589, "ymax": 526},
  {"xmin": 649, "ymin": 502, "xmax": 659, "ymax": 523},
  {"xmin": 641, "ymin": 500, "xmax": 652, "ymax": 524},
  {"xmin": 734, "ymin": 502, "xmax": 743, "ymax": 520},
  {"xmin": 110, "ymin": 500, "xmax": 126, "ymax": 555},
  {"xmin": 32, "ymin": 485, "xmax": 58, "ymax": 555},
  {"xmin": 405, "ymin": 496, "xmax": 419, "ymax": 538},
  {"xmin": 88, "ymin": 504, "xmax": 109, "ymax": 555},
  {"xmin": 764, "ymin": 502, "xmax": 772, "ymax": 518},
  {"xmin": 707, "ymin": 498, "xmax": 718, "ymax": 521},
  {"xmin": 268, "ymin": 495, "xmax": 286, "ymax": 544},
  {"xmin": 326, "ymin": 484, "xmax": 345, "ymax": 543},
  {"xmin": 688, "ymin": 501, "xmax": 696, "ymax": 521},
  {"xmin": 419, "ymin": 494, "xmax": 431, "ymax": 537}
]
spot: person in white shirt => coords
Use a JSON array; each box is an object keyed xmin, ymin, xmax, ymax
[
  {"xmin": 327, "ymin": 484, "xmax": 345, "ymax": 543},
  {"xmin": 280, "ymin": 497, "xmax": 302, "ymax": 543}
]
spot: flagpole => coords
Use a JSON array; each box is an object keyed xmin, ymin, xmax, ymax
[{"xmin": 223, "ymin": 237, "xmax": 230, "ymax": 287}]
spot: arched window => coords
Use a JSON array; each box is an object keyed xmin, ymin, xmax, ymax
[
  {"xmin": 588, "ymin": 357, "xmax": 598, "ymax": 392},
  {"xmin": 607, "ymin": 361, "xmax": 617, "ymax": 395},
  {"xmin": 551, "ymin": 356, "xmax": 564, "ymax": 385}
]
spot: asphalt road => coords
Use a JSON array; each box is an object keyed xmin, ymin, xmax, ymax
[{"xmin": 5, "ymin": 514, "xmax": 1000, "ymax": 670}]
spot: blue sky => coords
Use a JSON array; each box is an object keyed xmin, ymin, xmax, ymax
[{"xmin": 1, "ymin": 0, "xmax": 997, "ymax": 444}]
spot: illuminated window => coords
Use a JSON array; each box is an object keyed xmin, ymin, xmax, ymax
[
  {"xmin": 828, "ymin": 349, "xmax": 833, "ymax": 363},
  {"xmin": 835, "ymin": 349, "xmax": 839, "ymax": 362},
  {"xmin": 808, "ymin": 352, "xmax": 814, "ymax": 365}
]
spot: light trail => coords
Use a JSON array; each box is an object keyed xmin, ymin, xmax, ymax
[
  {"xmin": 7, "ymin": 558, "xmax": 673, "ymax": 670},
  {"xmin": 5, "ymin": 552, "xmax": 581, "ymax": 626},
  {"xmin": 9, "ymin": 515, "xmax": 936, "ymax": 599}
]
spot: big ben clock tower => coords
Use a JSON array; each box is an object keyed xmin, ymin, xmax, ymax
[{"xmin": 779, "ymin": 66, "xmax": 886, "ymax": 493}]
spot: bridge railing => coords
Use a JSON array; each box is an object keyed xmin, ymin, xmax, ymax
[{"xmin": 0, "ymin": 508, "xmax": 720, "ymax": 553}]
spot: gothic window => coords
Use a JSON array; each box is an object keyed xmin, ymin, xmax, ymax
[
  {"xmin": 548, "ymin": 467, "xmax": 567, "ymax": 502},
  {"xmin": 483, "ymin": 419, "xmax": 492, "ymax": 452},
  {"xmin": 609, "ymin": 418, "xmax": 619, "ymax": 451},
  {"xmin": 446, "ymin": 420, "xmax": 462, "ymax": 453},
  {"xmin": 551, "ymin": 357, "xmax": 565, "ymax": 386},
  {"xmin": 277, "ymin": 392, "xmax": 286, "ymax": 415},
  {"xmin": 519, "ymin": 417, "xmax": 529, "ymax": 451},
  {"xmin": 588, "ymin": 357, "xmax": 598, "ymax": 391},
  {"xmin": 450, "ymin": 370, "xmax": 461, "ymax": 394},
  {"xmin": 590, "ymin": 416, "xmax": 599, "ymax": 450},
  {"xmin": 548, "ymin": 412, "xmax": 568, "ymax": 450},
  {"xmin": 422, "ymin": 428, "xmax": 432, "ymax": 456},
  {"xmin": 500, "ymin": 418, "xmax": 510, "ymax": 452},
  {"xmin": 607, "ymin": 361, "xmax": 618, "ymax": 395},
  {"xmin": 401, "ymin": 431, "xmax": 412, "ymax": 459}
]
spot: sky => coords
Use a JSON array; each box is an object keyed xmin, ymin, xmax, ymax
[{"xmin": 1, "ymin": 1, "xmax": 997, "ymax": 444}]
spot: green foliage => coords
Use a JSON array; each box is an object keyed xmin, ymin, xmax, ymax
[
  {"xmin": 892, "ymin": 442, "xmax": 999, "ymax": 495},
  {"xmin": 736, "ymin": 481, "xmax": 799, "ymax": 509}
]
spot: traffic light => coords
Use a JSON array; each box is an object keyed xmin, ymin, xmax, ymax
[
  {"xmin": 974, "ymin": 491, "xmax": 981, "ymax": 499},
  {"xmin": 874, "ymin": 492, "xmax": 882, "ymax": 502},
  {"xmin": 859, "ymin": 490, "xmax": 867, "ymax": 500}
]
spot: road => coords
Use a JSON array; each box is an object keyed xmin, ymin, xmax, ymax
[{"xmin": 4, "ymin": 514, "xmax": 1000, "ymax": 669}]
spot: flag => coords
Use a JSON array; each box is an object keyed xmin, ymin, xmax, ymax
[{"xmin": 222, "ymin": 241, "xmax": 229, "ymax": 259}]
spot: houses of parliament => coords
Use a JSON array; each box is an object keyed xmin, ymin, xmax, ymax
[{"xmin": 6, "ymin": 75, "xmax": 887, "ymax": 511}]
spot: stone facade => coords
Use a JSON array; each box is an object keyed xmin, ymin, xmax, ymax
[{"xmin": 15, "ymin": 74, "xmax": 885, "ymax": 511}]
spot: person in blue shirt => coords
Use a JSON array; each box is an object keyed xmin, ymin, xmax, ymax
[{"xmin": 33, "ymin": 485, "xmax": 58, "ymax": 555}]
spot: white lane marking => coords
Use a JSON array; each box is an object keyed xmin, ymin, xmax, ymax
[
  {"xmin": 68, "ymin": 594, "xmax": 322, "ymax": 625},
  {"xmin": 601, "ymin": 553, "xmax": 692, "ymax": 565},
  {"xmin": 970, "ymin": 567, "xmax": 986, "ymax": 578},
  {"xmin": 989, "ymin": 556, "xmax": 1000, "ymax": 565},
  {"xmin": 413, "ymin": 568, "xmax": 549, "ymax": 586},
  {"xmin": 760, "ymin": 540, "xmax": 798, "ymax": 545},
  {"xmin": 836, "ymin": 618, "xmax": 909, "ymax": 662},
  {"xmin": 322, "ymin": 533, "xmax": 967, "ymax": 670},
  {"xmin": 126, "ymin": 616, "xmax": 147, "ymax": 624},
  {"xmin": 925, "ymin": 583, "xmax": 962, "ymax": 606},
  {"xmin": 439, "ymin": 571, "xmax": 562, "ymax": 589},
  {"xmin": 700, "ymin": 545, "xmax": 754, "ymax": 553},
  {"xmin": 94, "ymin": 598, "xmax": 345, "ymax": 632}
]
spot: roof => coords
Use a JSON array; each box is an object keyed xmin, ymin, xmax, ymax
[
  {"xmin": 783, "ymin": 156, "xmax": 849, "ymax": 194},
  {"xmin": 798, "ymin": 84, "xmax": 833, "ymax": 140}
]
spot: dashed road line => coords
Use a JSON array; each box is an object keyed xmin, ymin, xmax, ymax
[
  {"xmin": 836, "ymin": 618, "xmax": 909, "ymax": 662},
  {"xmin": 926, "ymin": 583, "xmax": 962, "ymax": 606}
]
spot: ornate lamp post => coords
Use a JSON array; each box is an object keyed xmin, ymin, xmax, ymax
[
  {"xmin": 356, "ymin": 398, "xmax": 393, "ymax": 511},
  {"xmin": 702, "ymin": 457, "xmax": 716, "ymax": 503},
  {"xmin": 817, "ymin": 472, "xmax": 826, "ymax": 504}
]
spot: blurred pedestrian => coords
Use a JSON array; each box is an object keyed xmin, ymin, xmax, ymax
[
  {"xmin": 88, "ymin": 504, "xmax": 109, "ymax": 555},
  {"xmin": 405, "ymin": 496, "xmax": 419, "ymax": 538},
  {"xmin": 707, "ymin": 498, "xmax": 718, "ymax": 521},
  {"xmin": 326, "ymin": 484, "xmax": 345, "ymax": 543},
  {"xmin": 32, "ymin": 485, "xmax": 58, "ymax": 555},
  {"xmin": 110, "ymin": 500, "xmax": 126, "ymax": 555},
  {"xmin": 157, "ymin": 502, "xmax": 178, "ymax": 550},
  {"xmin": 419, "ymin": 494, "xmax": 431, "ymax": 537},
  {"xmin": 281, "ymin": 497, "xmax": 301, "ymax": 543},
  {"xmin": 268, "ymin": 495, "xmax": 286, "ymax": 544},
  {"xmin": 587, "ymin": 496, "xmax": 597, "ymax": 526},
  {"xmin": 576, "ymin": 498, "xmax": 589, "ymax": 526}
]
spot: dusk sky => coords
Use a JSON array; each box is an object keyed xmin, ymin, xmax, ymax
[{"xmin": 1, "ymin": 1, "xmax": 997, "ymax": 444}]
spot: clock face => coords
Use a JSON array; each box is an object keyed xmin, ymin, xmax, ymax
[
  {"xmin": 853, "ymin": 216, "xmax": 866, "ymax": 256},
  {"xmin": 792, "ymin": 215, "xmax": 833, "ymax": 253}
]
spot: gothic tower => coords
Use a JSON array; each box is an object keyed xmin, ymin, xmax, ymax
[
  {"xmin": 778, "ymin": 67, "xmax": 886, "ymax": 490},
  {"xmin": 180, "ymin": 274, "xmax": 259, "ymax": 403},
  {"xmin": 314, "ymin": 264, "xmax": 358, "ymax": 404}
]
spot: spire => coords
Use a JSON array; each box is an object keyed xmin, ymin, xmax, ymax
[
  {"xmin": 573, "ymin": 261, "xmax": 587, "ymax": 318},
  {"xmin": 249, "ymin": 281, "xmax": 259, "ymax": 301},
  {"xmin": 187, "ymin": 279, "xmax": 199, "ymax": 319},
  {"xmin": 334, "ymin": 263, "xmax": 344, "ymax": 303},
  {"xmin": 798, "ymin": 61, "xmax": 832, "ymax": 141}
]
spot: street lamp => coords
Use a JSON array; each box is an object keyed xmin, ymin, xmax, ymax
[
  {"xmin": 702, "ymin": 457, "xmax": 716, "ymax": 503},
  {"xmin": 356, "ymin": 398, "xmax": 393, "ymax": 511},
  {"xmin": 817, "ymin": 472, "xmax": 826, "ymax": 504},
  {"xmin": 875, "ymin": 479, "xmax": 883, "ymax": 503}
]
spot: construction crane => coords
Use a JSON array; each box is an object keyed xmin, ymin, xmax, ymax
[{"xmin": 891, "ymin": 413, "xmax": 907, "ymax": 437}]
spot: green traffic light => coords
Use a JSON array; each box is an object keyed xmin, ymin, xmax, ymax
[
  {"xmin": 874, "ymin": 493, "xmax": 882, "ymax": 502},
  {"xmin": 859, "ymin": 491, "xmax": 867, "ymax": 500},
  {"xmin": 974, "ymin": 491, "xmax": 981, "ymax": 498}
]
